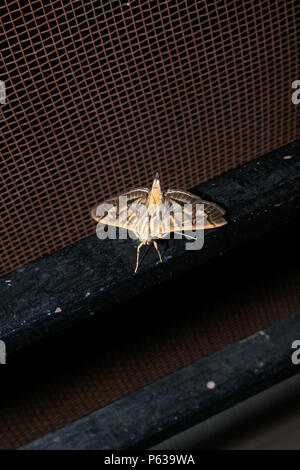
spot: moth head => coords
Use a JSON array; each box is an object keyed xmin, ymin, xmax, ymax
[{"xmin": 152, "ymin": 172, "xmax": 160, "ymax": 190}]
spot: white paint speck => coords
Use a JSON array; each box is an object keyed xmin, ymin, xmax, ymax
[
  {"xmin": 258, "ymin": 330, "xmax": 270, "ymax": 340},
  {"xmin": 284, "ymin": 155, "xmax": 292, "ymax": 159},
  {"xmin": 85, "ymin": 292, "xmax": 90, "ymax": 298},
  {"xmin": 5, "ymin": 280, "xmax": 11, "ymax": 283},
  {"xmin": 206, "ymin": 381, "xmax": 216, "ymax": 390},
  {"xmin": 55, "ymin": 307, "xmax": 62, "ymax": 313}
]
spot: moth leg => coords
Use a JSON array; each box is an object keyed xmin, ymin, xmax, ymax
[
  {"xmin": 135, "ymin": 241, "xmax": 145, "ymax": 273},
  {"xmin": 153, "ymin": 240, "xmax": 163, "ymax": 263}
]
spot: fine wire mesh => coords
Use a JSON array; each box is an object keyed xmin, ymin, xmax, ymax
[{"xmin": 1, "ymin": 0, "xmax": 299, "ymax": 275}]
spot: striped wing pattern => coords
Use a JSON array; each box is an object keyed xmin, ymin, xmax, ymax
[
  {"xmin": 157, "ymin": 189, "xmax": 227, "ymax": 235},
  {"xmin": 91, "ymin": 188, "xmax": 226, "ymax": 240},
  {"xmin": 91, "ymin": 188, "xmax": 150, "ymax": 235},
  {"xmin": 91, "ymin": 176, "xmax": 227, "ymax": 272}
]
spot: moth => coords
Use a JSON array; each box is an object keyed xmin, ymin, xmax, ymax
[{"xmin": 91, "ymin": 173, "xmax": 227, "ymax": 272}]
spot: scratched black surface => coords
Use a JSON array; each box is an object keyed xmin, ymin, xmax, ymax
[
  {"xmin": 22, "ymin": 311, "xmax": 300, "ymax": 450},
  {"xmin": 1, "ymin": 140, "xmax": 300, "ymax": 354}
]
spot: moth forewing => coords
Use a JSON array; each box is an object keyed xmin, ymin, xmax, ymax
[
  {"xmin": 93, "ymin": 202, "xmax": 118, "ymax": 240},
  {"xmin": 172, "ymin": 205, "xmax": 187, "ymax": 239},
  {"xmin": 158, "ymin": 201, "xmax": 182, "ymax": 238},
  {"xmin": 182, "ymin": 202, "xmax": 195, "ymax": 233},
  {"xmin": 117, "ymin": 195, "xmax": 133, "ymax": 239}
]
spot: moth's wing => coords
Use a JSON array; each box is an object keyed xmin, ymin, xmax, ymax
[
  {"xmin": 91, "ymin": 188, "xmax": 149, "ymax": 233},
  {"xmin": 159, "ymin": 189, "xmax": 227, "ymax": 234}
]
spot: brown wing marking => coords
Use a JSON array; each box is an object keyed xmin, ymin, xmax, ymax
[
  {"xmin": 159, "ymin": 189, "xmax": 227, "ymax": 234},
  {"xmin": 91, "ymin": 188, "xmax": 149, "ymax": 233}
]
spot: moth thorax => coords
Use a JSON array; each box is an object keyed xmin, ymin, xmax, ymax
[{"xmin": 148, "ymin": 189, "xmax": 162, "ymax": 207}]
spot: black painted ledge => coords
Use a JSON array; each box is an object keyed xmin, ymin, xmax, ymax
[
  {"xmin": 1, "ymin": 140, "xmax": 300, "ymax": 354},
  {"xmin": 21, "ymin": 310, "xmax": 300, "ymax": 450}
]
